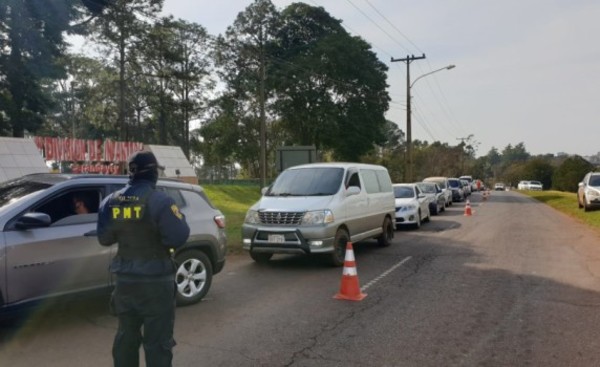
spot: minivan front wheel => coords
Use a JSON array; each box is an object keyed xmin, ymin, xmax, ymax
[
  {"xmin": 331, "ymin": 228, "xmax": 350, "ymax": 267},
  {"xmin": 377, "ymin": 217, "xmax": 393, "ymax": 247}
]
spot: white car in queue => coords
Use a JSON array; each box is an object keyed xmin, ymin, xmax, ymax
[{"xmin": 393, "ymin": 183, "xmax": 431, "ymax": 229}]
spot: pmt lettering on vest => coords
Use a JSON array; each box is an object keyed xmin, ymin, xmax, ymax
[{"xmin": 112, "ymin": 206, "xmax": 144, "ymax": 220}]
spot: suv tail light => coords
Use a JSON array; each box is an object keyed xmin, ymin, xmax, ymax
[{"xmin": 213, "ymin": 215, "xmax": 226, "ymax": 229}]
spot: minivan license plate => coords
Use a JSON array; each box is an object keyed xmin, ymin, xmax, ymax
[{"xmin": 268, "ymin": 234, "xmax": 285, "ymax": 243}]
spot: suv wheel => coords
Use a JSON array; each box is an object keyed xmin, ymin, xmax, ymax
[
  {"xmin": 250, "ymin": 251, "xmax": 273, "ymax": 263},
  {"xmin": 174, "ymin": 250, "xmax": 213, "ymax": 306},
  {"xmin": 377, "ymin": 217, "xmax": 393, "ymax": 247},
  {"xmin": 331, "ymin": 228, "xmax": 349, "ymax": 266}
]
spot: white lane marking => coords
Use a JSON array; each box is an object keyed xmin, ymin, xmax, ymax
[{"xmin": 360, "ymin": 256, "xmax": 413, "ymax": 292}]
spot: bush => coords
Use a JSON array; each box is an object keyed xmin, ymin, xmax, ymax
[{"xmin": 552, "ymin": 156, "xmax": 594, "ymax": 192}]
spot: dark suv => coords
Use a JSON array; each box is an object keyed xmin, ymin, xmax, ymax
[{"xmin": 0, "ymin": 174, "xmax": 226, "ymax": 314}]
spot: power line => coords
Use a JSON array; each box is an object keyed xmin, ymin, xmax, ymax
[{"xmin": 343, "ymin": 0, "xmax": 412, "ymax": 54}]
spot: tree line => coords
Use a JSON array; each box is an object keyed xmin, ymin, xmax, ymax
[{"xmin": 1, "ymin": 0, "xmax": 595, "ymax": 190}]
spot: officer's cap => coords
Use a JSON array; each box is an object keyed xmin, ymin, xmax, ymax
[{"xmin": 127, "ymin": 151, "xmax": 164, "ymax": 175}]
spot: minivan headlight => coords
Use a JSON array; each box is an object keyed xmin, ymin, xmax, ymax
[
  {"xmin": 302, "ymin": 210, "xmax": 334, "ymax": 225},
  {"xmin": 244, "ymin": 210, "xmax": 260, "ymax": 224}
]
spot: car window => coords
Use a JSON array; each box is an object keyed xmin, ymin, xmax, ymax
[
  {"xmin": 417, "ymin": 183, "xmax": 436, "ymax": 194},
  {"xmin": 346, "ymin": 171, "xmax": 361, "ymax": 189},
  {"xmin": 267, "ymin": 167, "xmax": 344, "ymax": 196},
  {"xmin": 162, "ymin": 187, "xmax": 186, "ymax": 208},
  {"xmin": 179, "ymin": 189, "xmax": 212, "ymax": 219},
  {"xmin": 375, "ymin": 170, "xmax": 393, "ymax": 192},
  {"xmin": 589, "ymin": 176, "xmax": 600, "ymax": 186},
  {"xmin": 448, "ymin": 180, "xmax": 460, "ymax": 188},
  {"xmin": 360, "ymin": 169, "xmax": 381, "ymax": 194},
  {"xmin": 0, "ymin": 177, "xmax": 51, "ymax": 209},
  {"xmin": 33, "ymin": 188, "xmax": 103, "ymax": 225},
  {"xmin": 394, "ymin": 186, "xmax": 414, "ymax": 198}
]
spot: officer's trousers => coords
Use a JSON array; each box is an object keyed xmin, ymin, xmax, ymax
[{"xmin": 111, "ymin": 278, "xmax": 176, "ymax": 367}]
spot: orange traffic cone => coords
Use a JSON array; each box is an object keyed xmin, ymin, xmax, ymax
[
  {"xmin": 334, "ymin": 242, "xmax": 367, "ymax": 301},
  {"xmin": 464, "ymin": 199, "xmax": 473, "ymax": 216}
]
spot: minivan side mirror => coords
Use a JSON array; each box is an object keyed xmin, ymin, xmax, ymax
[
  {"xmin": 578, "ymin": 182, "xmax": 584, "ymax": 187},
  {"xmin": 15, "ymin": 212, "xmax": 51, "ymax": 229},
  {"xmin": 346, "ymin": 186, "xmax": 361, "ymax": 196},
  {"xmin": 261, "ymin": 187, "xmax": 269, "ymax": 195}
]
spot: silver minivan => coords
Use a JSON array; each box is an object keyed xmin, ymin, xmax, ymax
[{"xmin": 242, "ymin": 163, "xmax": 395, "ymax": 266}]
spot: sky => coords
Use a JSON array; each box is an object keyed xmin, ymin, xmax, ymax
[{"xmin": 159, "ymin": 0, "xmax": 600, "ymax": 158}]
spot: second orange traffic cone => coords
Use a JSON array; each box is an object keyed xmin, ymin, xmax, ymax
[
  {"xmin": 334, "ymin": 242, "xmax": 367, "ymax": 301},
  {"xmin": 464, "ymin": 199, "xmax": 473, "ymax": 216}
]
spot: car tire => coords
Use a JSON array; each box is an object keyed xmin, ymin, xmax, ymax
[
  {"xmin": 377, "ymin": 217, "xmax": 393, "ymax": 247},
  {"xmin": 249, "ymin": 251, "xmax": 273, "ymax": 263},
  {"xmin": 584, "ymin": 196, "xmax": 591, "ymax": 212},
  {"xmin": 431, "ymin": 204, "xmax": 438, "ymax": 216},
  {"xmin": 174, "ymin": 249, "xmax": 213, "ymax": 306},
  {"xmin": 414, "ymin": 211, "xmax": 421, "ymax": 229},
  {"xmin": 330, "ymin": 228, "xmax": 349, "ymax": 266}
]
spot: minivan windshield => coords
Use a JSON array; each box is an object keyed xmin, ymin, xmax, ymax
[
  {"xmin": 266, "ymin": 167, "xmax": 344, "ymax": 196},
  {"xmin": 0, "ymin": 177, "xmax": 51, "ymax": 208}
]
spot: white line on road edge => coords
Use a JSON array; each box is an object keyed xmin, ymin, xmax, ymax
[{"xmin": 361, "ymin": 256, "xmax": 413, "ymax": 292}]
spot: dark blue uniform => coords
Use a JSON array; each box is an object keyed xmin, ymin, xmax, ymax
[{"xmin": 98, "ymin": 172, "xmax": 190, "ymax": 367}]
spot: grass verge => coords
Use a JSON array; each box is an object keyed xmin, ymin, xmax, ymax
[
  {"xmin": 203, "ymin": 184, "xmax": 262, "ymax": 253},
  {"xmin": 521, "ymin": 190, "xmax": 600, "ymax": 229}
]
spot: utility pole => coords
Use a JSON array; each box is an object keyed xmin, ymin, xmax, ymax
[{"xmin": 391, "ymin": 54, "xmax": 426, "ymax": 182}]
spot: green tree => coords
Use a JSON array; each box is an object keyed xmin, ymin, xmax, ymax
[
  {"xmin": 553, "ymin": 156, "xmax": 594, "ymax": 192},
  {"xmin": 169, "ymin": 19, "xmax": 213, "ymax": 158},
  {"xmin": 89, "ymin": 0, "xmax": 163, "ymax": 140},
  {"xmin": 501, "ymin": 142, "xmax": 530, "ymax": 164},
  {"xmin": 0, "ymin": 0, "xmax": 84, "ymax": 137},
  {"xmin": 212, "ymin": 0, "xmax": 281, "ymax": 178},
  {"xmin": 273, "ymin": 3, "xmax": 390, "ymax": 161},
  {"xmin": 522, "ymin": 157, "xmax": 555, "ymax": 189}
]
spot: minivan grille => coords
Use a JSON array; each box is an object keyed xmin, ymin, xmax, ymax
[{"xmin": 259, "ymin": 211, "xmax": 304, "ymax": 225}]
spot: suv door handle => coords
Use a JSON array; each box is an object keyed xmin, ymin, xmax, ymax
[{"xmin": 84, "ymin": 229, "xmax": 97, "ymax": 237}]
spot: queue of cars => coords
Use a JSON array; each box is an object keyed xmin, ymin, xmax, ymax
[{"xmin": 0, "ymin": 163, "xmax": 487, "ymax": 316}]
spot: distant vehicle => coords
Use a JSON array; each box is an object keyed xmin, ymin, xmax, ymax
[
  {"xmin": 393, "ymin": 183, "xmax": 430, "ymax": 229},
  {"xmin": 447, "ymin": 178, "xmax": 465, "ymax": 202},
  {"xmin": 460, "ymin": 179, "xmax": 472, "ymax": 196},
  {"xmin": 459, "ymin": 175, "xmax": 477, "ymax": 192},
  {"xmin": 423, "ymin": 176, "xmax": 452, "ymax": 207},
  {"xmin": 517, "ymin": 181, "xmax": 530, "ymax": 190},
  {"xmin": 416, "ymin": 182, "xmax": 446, "ymax": 215},
  {"xmin": 494, "ymin": 182, "xmax": 506, "ymax": 191},
  {"xmin": 242, "ymin": 162, "xmax": 395, "ymax": 266},
  {"xmin": 578, "ymin": 172, "xmax": 600, "ymax": 211},
  {"xmin": 528, "ymin": 181, "xmax": 543, "ymax": 191}
]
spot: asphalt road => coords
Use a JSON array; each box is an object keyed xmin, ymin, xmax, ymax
[{"xmin": 2, "ymin": 190, "xmax": 600, "ymax": 366}]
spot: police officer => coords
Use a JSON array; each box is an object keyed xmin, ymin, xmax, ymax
[{"xmin": 97, "ymin": 150, "xmax": 190, "ymax": 367}]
